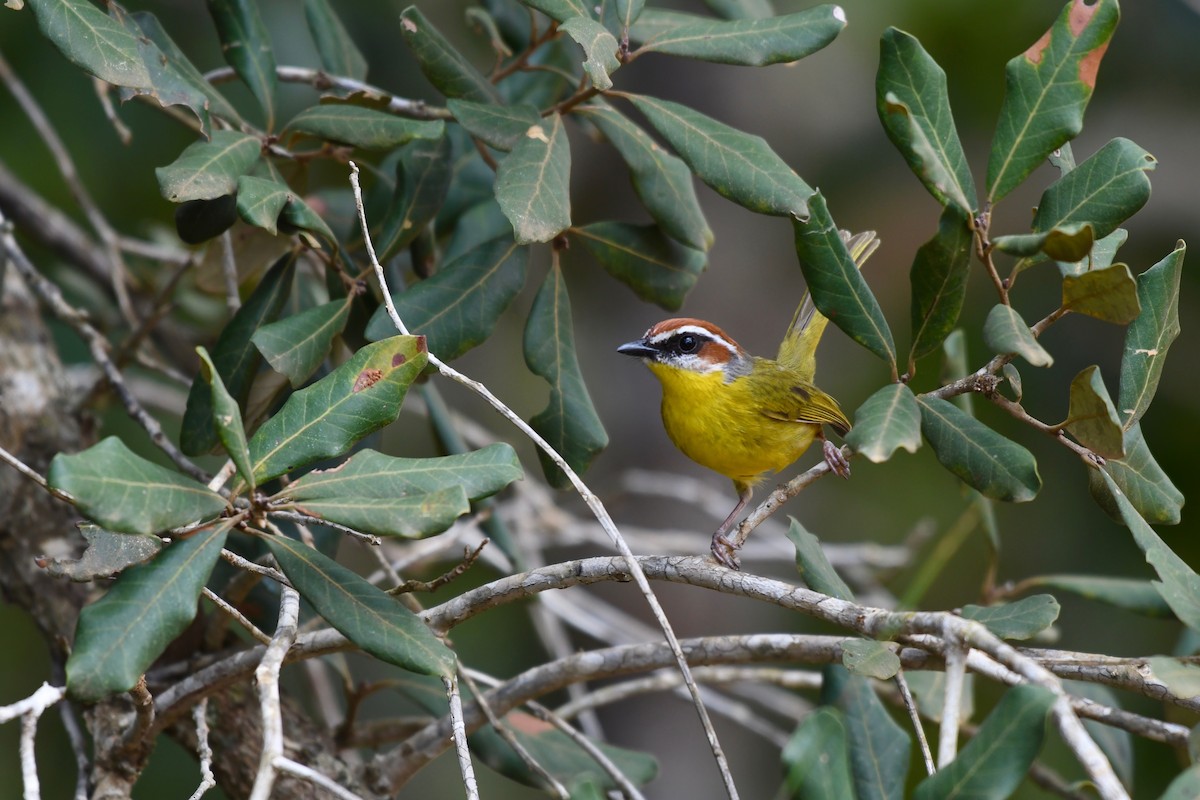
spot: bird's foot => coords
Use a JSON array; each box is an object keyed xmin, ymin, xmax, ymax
[
  {"xmin": 710, "ymin": 532, "xmax": 742, "ymax": 570},
  {"xmin": 823, "ymin": 439, "xmax": 851, "ymax": 479}
]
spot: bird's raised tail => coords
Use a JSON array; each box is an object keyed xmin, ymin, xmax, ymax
[{"xmin": 778, "ymin": 230, "xmax": 880, "ymax": 381}]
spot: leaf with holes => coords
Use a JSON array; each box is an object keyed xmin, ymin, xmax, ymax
[
  {"xmin": 629, "ymin": 94, "xmax": 813, "ymax": 219},
  {"xmin": 133, "ymin": 11, "xmax": 242, "ymax": 124},
  {"xmin": 40, "ymin": 524, "xmax": 163, "ymax": 583},
  {"xmin": 495, "ymin": 113, "xmax": 572, "ymax": 244},
  {"xmin": 575, "ymin": 101, "xmax": 712, "ymax": 251},
  {"xmin": 285, "ymin": 104, "xmax": 444, "ymax": 150},
  {"xmin": 1065, "ymin": 365, "xmax": 1124, "ymax": 459},
  {"xmin": 207, "ymin": 0, "xmax": 277, "ymax": 129},
  {"xmin": 793, "ymin": 194, "xmax": 895, "ymax": 366},
  {"xmin": 182, "ymin": 251, "xmax": 296, "ymax": 455},
  {"xmin": 247, "ymin": 335, "xmax": 428, "ymax": 484},
  {"xmin": 846, "ymin": 383, "xmax": 921, "ymax": 464},
  {"xmin": 561, "ymin": 17, "xmax": 620, "ymax": 90},
  {"xmin": 48, "ymin": 438, "xmax": 226, "ymax": 536},
  {"xmin": 877, "ymin": 29, "xmax": 975, "ymax": 216},
  {"xmin": 982, "ymin": 304, "xmax": 1053, "ymax": 367},
  {"xmin": 636, "ymin": 7, "xmax": 844, "ymax": 66},
  {"xmin": 908, "ymin": 208, "xmax": 973, "ymax": 364},
  {"xmin": 918, "ymin": 396, "xmax": 1041, "ymax": 502},
  {"xmin": 986, "ymin": 0, "xmax": 1119, "ymax": 202},
  {"xmin": 156, "ymin": 131, "xmax": 262, "ymax": 203},
  {"xmin": 1119, "ymin": 241, "xmax": 1185, "ymax": 430},
  {"xmin": 365, "ymin": 236, "xmax": 529, "ymax": 359},
  {"xmin": 264, "ymin": 534, "xmax": 455, "ymax": 676},
  {"xmin": 66, "ymin": 520, "xmax": 232, "ymax": 702},
  {"xmin": 524, "ymin": 263, "xmax": 608, "ymax": 487},
  {"xmin": 573, "ymin": 222, "xmax": 705, "ymax": 311},
  {"xmin": 1062, "ymin": 262, "xmax": 1140, "ymax": 324}
]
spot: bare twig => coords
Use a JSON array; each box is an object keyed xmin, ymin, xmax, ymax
[
  {"xmin": 1, "ymin": 683, "xmax": 66, "ymax": 800},
  {"xmin": 185, "ymin": 700, "xmax": 216, "ymax": 800},
  {"xmin": 0, "ymin": 444, "xmax": 73, "ymax": 503},
  {"xmin": 894, "ymin": 670, "xmax": 935, "ymax": 776},
  {"xmin": 443, "ymin": 674, "xmax": 481, "ymax": 800},
  {"xmin": 347, "ymin": 162, "xmax": 741, "ymax": 799},
  {"xmin": 275, "ymin": 758, "xmax": 368, "ymax": 800},
  {"xmin": 202, "ymin": 586, "xmax": 272, "ymax": 646},
  {"xmin": 249, "ymin": 585, "xmax": 300, "ymax": 800},
  {"xmin": 938, "ymin": 630, "xmax": 967, "ymax": 768}
]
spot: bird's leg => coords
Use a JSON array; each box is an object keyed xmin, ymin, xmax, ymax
[
  {"xmin": 821, "ymin": 430, "xmax": 851, "ymax": 479},
  {"xmin": 710, "ymin": 484, "xmax": 752, "ymax": 570}
]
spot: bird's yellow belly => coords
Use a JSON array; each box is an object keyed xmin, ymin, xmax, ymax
[{"xmin": 648, "ymin": 364, "xmax": 818, "ymax": 487}]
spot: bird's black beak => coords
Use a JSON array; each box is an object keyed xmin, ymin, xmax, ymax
[{"xmin": 617, "ymin": 339, "xmax": 657, "ymax": 359}]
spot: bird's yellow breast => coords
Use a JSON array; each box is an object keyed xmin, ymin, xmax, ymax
[{"xmin": 645, "ymin": 360, "xmax": 820, "ymax": 488}]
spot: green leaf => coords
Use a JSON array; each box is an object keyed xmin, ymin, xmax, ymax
[
  {"xmin": 156, "ymin": 131, "xmax": 262, "ymax": 203},
  {"xmin": 278, "ymin": 193, "xmax": 338, "ymax": 251},
  {"xmin": 782, "ymin": 708, "xmax": 855, "ymax": 800},
  {"xmin": 908, "ymin": 208, "xmax": 973, "ymax": 363},
  {"xmin": 703, "ymin": 0, "xmax": 774, "ymax": 19},
  {"xmin": 627, "ymin": 8, "xmax": 699, "ymax": 42},
  {"xmin": 1056, "ymin": 227, "xmax": 1126, "ymax": 277},
  {"xmin": 263, "ymin": 534, "xmax": 455, "ymax": 676},
  {"xmin": 1099, "ymin": 470, "xmax": 1200, "ymax": 632},
  {"xmin": 303, "ymin": 0, "xmax": 367, "ymax": 81},
  {"xmin": 524, "ymin": 263, "xmax": 608, "ymax": 487},
  {"xmin": 941, "ymin": 329, "xmax": 973, "ymax": 415},
  {"xmin": 365, "ymin": 236, "xmax": 529, "ymax": 359},
  {"xmin": 207, "ymin": 0, "xmax": 277, "ymax": 129},
  {"xmin": 175, "ymin": 196, "xmax": 239, "ymax": 245},
  {"xmin": 914, "ymin": 684, "xmax": 1054, "ymax": 800},
  {"xmin": 1049, "ymin": 142, "xmax": 1076, "ymax": 174},
  {"xmin": 792, "ymin": 194, "xmax": 896, "ymax": 366},
  {"xmin": 400, "ymin": 6, "xmax": 500, "ymax": 103},
  {"xmin": 614, "ymin": 0, "xmax": 645, "ymax": 31},
  {"xmin": 196, "ymin": 347, "xmax": 254, "ymax": 491},
  {"xmin": 1089, "ymin": 423, "xmax": 1183, "ymax": 526},
  {"xmin": 1065, "ymin": 365, "xmax": 1124, "ymax": 459},
  {"xmin": 40, "ymin": 524, "xmax": 163, "ymax": 583},
  {"xmin": 132, "ymin": 11, "xmax": 241, "ymax": 124},
  {"xmin": 840, "ymin": 640, "xmax": 901, "ymax": 681},
  {"xmin": 824, "ymin": 668, "xmax": 911, "ymax": 800},
  {"xmin": 904, "ymin": 671, "xmax": 973, "ymax": 724},
  {"xmin": 636, "ymin": 7, "xmax": 844, "ymax": 66},
  {"xmin": 285, "ymin": 104, "xmax": 445, "ymax": 150},
  {"xmin": 66, "ymin": 520, "xmax": 232, "ymax": 702},
  {"xmin": 376, "ymin": 135, "xmax": 453, "ymax": 259},
  {"xmin": 48, "ymin": 438, "xmax": 226, "ymax": 536},
  {"xmin": 252, "ymin": 299, "xmax": 352, "ymax": 388},
  {"xmin": 1001, "ymin": 363, "xmax": 1023, "ymax": 402},
  {"xmin": 27, "ymin": 0, "xmax": 151, "ymax": 89},
  {"xmin": 846, "ymin": 383, "xmax": 922, "ymax": 464},
  {"xmin": 495, "ymin": 113, "xmax": 572, "ymax": 244},
  {"xmin": 1061, "ymin": 262, "xmax": 1140, "ymax": 324},
  {"xmin": 1148, "ymin": 657, "xmax": 1200, "ymax": 700},
  {"xmin": 628, "ymin": 94, "xmax": 814, "ymax": 218},
  {"xmin": 561, "ymin": 17, "xmax": 620, "ymax": 90},
  {"xmin": 982, "ymin": 304, "xmax": 1053, "ymax": 367},
  {"xmin": 573, "ymin": 222, "xmax": 705, "ymax": 311},
  {"xmin": 1024, "ymin": 575, "xmax": 1172, "ymax": 618},
  {"xmin": 993, "ymin": 223, "xmax": 1094, "ymax": 263},
  {"xmin": 1065, "ymin": 680, "xmax": 1133, "ymax": 790},
  {"xmin": 286, "ymin": 486, "xmax": 470, "ymax": 539},
  {"xmin": 287, "ymin": 444, "xmax": 522, "ymax": 503},
  {"xmin": 986, "ymin": 0, "xmax": 1119, "ymax": 202},
  {"xmin": 234, "ymin": 174, "xmax": 290, "ymax": 234},
  {"xmin": 181, "ymin": 251, "xmax": 297, "ymax": 456},
  {"xmin": 786, "ymin": 518, "xmax": 853, "ymax": 601},
  {"xmin": 1032, "ymin": 137, "xmax": 1155, "ymax": 241},
  {"xmin": 247, "ymin": 335, "xmax": 428, "ymax": 484},
  {"xmin": 574, "ymin": 101, "xmax": 712, "ymax": 251},
  {"xmin": 960, "ymin": 594, "xmax": 1060, "ymax": 640},
  {"xmin": 1161, "ymin": 765, "xmax": 1200, "ymax": 800},
  {"xmin": 442, "ymin": 200, "xmax": 512, "ymax": 263},
  {"xmin": 1118, "ymin": 241, "xmax": 1185, "ymax": 429},
  {"xmin": 448, "ymin": 100, "xmax": 542, "ymax": 152},
  {"xmin": 917, "ymin": 395, "xmax": 1041, "ymax": 503},
  {"xmin": 109, "ymin": 8, "xmax": 213, "ymax": 132},
  {"xmin": 876, "ymin": 29, "xmax": 975, "ymax": 215},
  {"xmin": 519, "ymin": 0, "xmax": 591, "ymax": 24}
]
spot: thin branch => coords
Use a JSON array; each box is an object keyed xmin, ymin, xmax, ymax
[
  {"xmin": 937, "ymin": 630, "xmax": 967, "ymax": 768},
  {"xmin": 347, "ymin": 162, "xmax": 740, "ymax": 799},
  {"xmin": 249, "ymin": 585, "xmax": 300, "ymax": 800},
  {"xmin": 0, "ymin": 444, "xmax": 73, "ymax": 503},
  {"xmin": 202, "ymin": 586, "xmax": 273, "ymax": 646},
  {"xmin": 275, "ymin": 758, "xmax": 367, "ymax": 800},
  {"xmin": 443, "ymin": 674, "xmax": 481, "ymax": 800},
  {"xmin": 220, "ymin": 231, "xmax": 241, "ymax": 314},
  {"xmin": 894, "ymin": 670, "xmax": 935, "ymax": 777},
  {"xmin": 220, "ymin": 548, "xmax": 289, "ymax": 586},
  {"xmin": 185, "ymin": 700, "xmax": 217, "ymax": 800},
  {"xmin": 730, "ymin": 450, "xmax": 846, "ymax": 550},
  {"xmin": 1, "ymin": 683, "xmax": 65, "ymax": 800}
]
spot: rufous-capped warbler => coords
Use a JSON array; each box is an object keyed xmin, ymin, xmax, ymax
[{"xmin": 618, "ymin": 230, "xmax": 879, "ymax": 569}]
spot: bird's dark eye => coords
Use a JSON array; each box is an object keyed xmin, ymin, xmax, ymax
[{"xmin": 677, "ymin": 334, "xmax": 698, "ymax": 353}]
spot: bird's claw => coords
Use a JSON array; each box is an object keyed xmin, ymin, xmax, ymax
[
  {"xmin": 710, "ymin": 533, "xmax": 742, "ymax": 570},
  {"xmin": 823, "ymin": 439, "xmax": 851, "ymax": 479}
]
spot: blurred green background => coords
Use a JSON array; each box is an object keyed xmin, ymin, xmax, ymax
[{"xmin": 1, "ymin": 1, "xmax": 1196, "ymax": 797}]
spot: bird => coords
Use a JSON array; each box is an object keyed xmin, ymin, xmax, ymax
[{"xmin": 617, "ymin": 230, "xmax": 879, "ymax": 569}]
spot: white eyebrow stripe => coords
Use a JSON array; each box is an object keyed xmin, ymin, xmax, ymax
[{"xmin": 646, "ymin": 324, "xmax": 738, "ymax": 354}]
